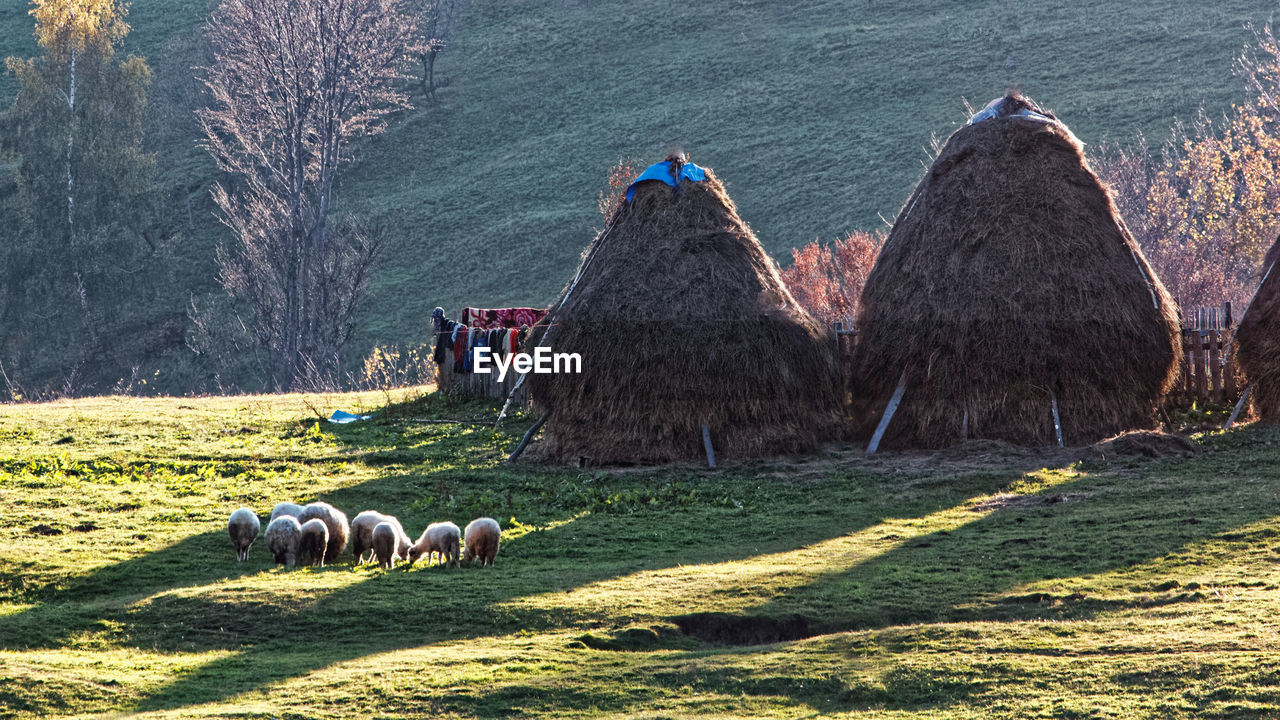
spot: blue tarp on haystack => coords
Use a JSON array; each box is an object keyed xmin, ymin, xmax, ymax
[{"xmin": 624, "ymin": 160, "xmax": 707, "ymax": 202}]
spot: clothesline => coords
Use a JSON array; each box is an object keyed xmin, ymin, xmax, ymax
[{"xmin": 433, "ymin": 317, "xmax": 530, "ymax": 376}]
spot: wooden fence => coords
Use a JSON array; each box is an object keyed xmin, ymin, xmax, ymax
[
  {"xmin": 437, "ymin": 360, "xmax": 529, "ymax": 405},
  {"xmin": 435, "ymin": 311, "xmax": 530, "ymax": 406},
  {"xmin": 832, "ymin": 306, "xmax": 1241, "ymax": 409},
  {"xmin": 1171, "ymin": 302, "xmax": 1238, "ymax": 406}
]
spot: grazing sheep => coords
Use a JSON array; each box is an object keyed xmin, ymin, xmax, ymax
[
  {"xmin": 265, "ymin": 516, "xmax": 303, "ymax": 566},
  {"xmin": 371, "ymin": 522, "xmax": 404, "ymax": 569},
  {"xmin": 269, "ymin": 501, "xmax": 304, "ymax": 523},
  {"xmin": 462, "ymin": 517, "xmax": 501, "ymax": 566},
  {"xmin": 227, "ymin": 507, "xmax": 261, "ymax": 562},
  {"xmin": 408, "ymin": 521, "xmax": 461, "ymax": 568},
  {"xmin": 298, "ymin": 501, "xmax": 350, "ymax": 563},
  {"xmin": 298, "ymin": 519, "xmax": 330, "ymax": 567},
  {"xmin": 351, "ymin": 511, "xmax": 412, "ymax": 564}
]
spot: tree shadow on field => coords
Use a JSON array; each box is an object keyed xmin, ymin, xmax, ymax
[
  {"xmin": 128, "ymin": 468, "xmax": 1024, "ymax": 712},
  {"xmin": 411, "ymin": 426, "xmax": 1280, "ymax": 717},
  {"xmin": 620, "ymin": 428, "xmax": 1280, "ymax": 714},
  {"xmin": 0, "ymin": 439, "xmax": 1028, "ymax": 714}
]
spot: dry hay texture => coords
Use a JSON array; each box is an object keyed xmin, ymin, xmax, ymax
[
  {"xmin": 850, "ymin": 94, "xmax": 1182, "ymax": 449},
  {"xmin": 526, "ymin": 159, "xmax": 842, "ymax": 464},
  {"xmin": 1234, "ymin": 240, "xmax": 1280, "ymax": 421}
]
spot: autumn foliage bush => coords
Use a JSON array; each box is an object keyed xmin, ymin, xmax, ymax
[
  {"xmin": 1094, "ymin": 23, "xmax": 1280, "ymax": 313},
  {"xmin": 780, "ymin": 230, "xmax": 885, "ymax": 326}
]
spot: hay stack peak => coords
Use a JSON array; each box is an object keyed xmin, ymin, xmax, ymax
[
  {"xmin": 527, "ymin": 155, "xmax": 842, "ymax": 464},
  {"xmin": 850, "ymin": 93, "xmax": 1181, "ymax": 448}
]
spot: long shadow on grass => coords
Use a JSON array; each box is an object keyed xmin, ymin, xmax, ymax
[
  {"xmin": 0, "ymin": 404, "xmax": 527, "ymax": 651},
  {"xmin": 748, "ymin": 431, "xmax": 1280, "ymax": 633},
  {"xmin": 128, "ymin": 464, "xmax": 1022, "ymax": 712},
  {"xmin": 591, "ymin": 426, "xmax": 1280, "ymax": 714},
  {"xmin": 0, "ymin": 439, "xmax": 1023, "ymax": 714},
  {"xmin": 417, "ymin": 427, "xmax": 1280, "ymax": 717}
]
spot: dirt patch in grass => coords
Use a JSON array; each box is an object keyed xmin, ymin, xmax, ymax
[{"xmin": 672, "ymin": 613, "xmax": 818, "ymax": 646}]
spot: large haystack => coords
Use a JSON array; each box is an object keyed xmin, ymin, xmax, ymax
[
  {"xmin": 1234, "ymin": 240, "xmax": 1280, "ymax": 421},
  {"xmin": 850, "ymin": 94, "xmax": 1181, "ymax": 448},
  {"xmin": 526, "ymin": 157, "xmax": 842, "ymax": 464}
]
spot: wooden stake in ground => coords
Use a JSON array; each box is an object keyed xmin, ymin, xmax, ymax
[
  {"xmin": 1051, "ymin": 392, "xmax": 1064, "ymax": 447},
  {"xmin": 702, "ymin": 422, "xmax": 717, "ymax": 469},
  {"xmin": 1225, "ymin": 384, "xmax": 1255, "ymax": 429},
  {"xmin": 507, "ymin": 413, "xmax": 550, "ymax": 462},
  {"xmin": 867, "ymin": 372, "xmax": 906, "ymax": 455}
]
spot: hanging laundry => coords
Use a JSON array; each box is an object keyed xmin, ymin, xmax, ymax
[
  {"xmin": 433, "ymin": 309, "xmax": 455, "ymax": 365},
  {"xmin": 452, "ymin": 324, "xmax": 466, "ymax": 374},
  {"xmin": 462, "ymin": 328, "xmax": 479, "ymax": 373},
  {"xmin": 462, "ymin": 307, "xmax": 548, "ymax": 329}
]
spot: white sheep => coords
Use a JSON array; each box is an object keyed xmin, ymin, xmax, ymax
[
  {"xmin": 409, "ymin": 521, "xmax": 461, "ymax": 568},
  {"xmin": 298, "ymin": 518, "xmax": 330, "ymax": 567},
  {"xmin": 227, "ymin": 507, "xmax": 261, "ymax": 562},
  {"xmin": 371, "ymin": 521, "xmax": 404, "ymax": 569},
  {"xmin": 265, "ymin": 515, "xmax": 303, "ymax": 566},
  {"xmin": 351, "ymin": 510, "xmax": 412, "ymax": 564},
  {"xmin": 269, "ymin": 501, "xmax": 304, "ymax": 523},
  {"xmin": 463, "ymin": 517, "xmax": 501, "ymax": 566},
  {"xmin": 298, "ymin": 501, "xmax": 350, "ymax": 563}
]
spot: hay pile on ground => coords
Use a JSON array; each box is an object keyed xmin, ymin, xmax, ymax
[
  {"xmin": 526, "ymin": 157, "xmax": 842, "ymax": 464},
  {"xmin": 850, "ymin": 94, "xmax": 1181, "ymax": 448},
  {"xmin": 1234, "ymin": 240, "xmax": 1280, "ymax": 421}
]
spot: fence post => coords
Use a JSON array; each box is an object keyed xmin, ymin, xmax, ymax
[
  {"xmin": 1194, "ymin": 330, "xmax": 1208, "ymax": 402},
  {"xmin": 1182, "ymin": 329, "xmax": 1194, "ymax": 399},
  {"xmin": 1208, "ymin": 328, "xmax": 1222, "ymax": 402},
  {"xmin": 1223, "ymin": 301, "xmax": 1237, "ymax": 402}
]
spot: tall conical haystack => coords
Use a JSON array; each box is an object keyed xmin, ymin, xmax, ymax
[
  {"xmin": 850, "ymin": 94, "xmax": 1182, "ymax": 448},
  {"xmin": 526, "ymin": 157, "xmax": 842, "ymax": 464},
  {"xmin": 1234, "ymin": 240, "xmax": 1280, "ymax": 421}
]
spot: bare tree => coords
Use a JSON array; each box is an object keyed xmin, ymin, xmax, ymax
[
  {"xmin": 411, "ymin": 0, "xmax": 461, "ymax": 100},
  {"xmin": 199, "ymin": 0, "xmax": 414, "ymax": 388}
]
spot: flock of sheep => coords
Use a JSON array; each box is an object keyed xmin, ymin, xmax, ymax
[{"xmin": 226, "ymin": 502, "xmax": 501, "ymax": 569}]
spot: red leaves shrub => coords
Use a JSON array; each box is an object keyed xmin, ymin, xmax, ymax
[
  {"xmin": 598, "ymin": 159, "xmax": 640, "ymax": 220},
  {"xmin": 781, "ymin": 230, "xmax": 885, "ymax": 326}
]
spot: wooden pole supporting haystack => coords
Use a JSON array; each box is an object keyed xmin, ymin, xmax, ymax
[
  {"xmin": 1225, "ymin": 384, "xmax": 1255, "ymax": 429},
  {"xmin": 867, "ymin": 372, "xmax": 906, "ymax": 456},
  {"xmin": 701, "ymin": 422, "xmax": 716, "ymax": 469},
  {"xmin": 507, "ymin": 412, "xmax": 550, "ymax": 463},
  {"xmin": 495, "ymin": 212, "xmax": 625, "ymax": 428},
  {"xmin": 1051, "ymin": 392, "xmax": 1064, "ymax": 447}
]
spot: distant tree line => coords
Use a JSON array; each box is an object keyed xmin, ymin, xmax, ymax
[{"xmin": 0, "ymin": 0, "xmax": 464, "ymax": 398}]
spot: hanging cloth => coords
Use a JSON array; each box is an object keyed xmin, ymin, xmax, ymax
[{"xmin": 461, "ymin": 307, "xmax": 548, "ymax": 329}]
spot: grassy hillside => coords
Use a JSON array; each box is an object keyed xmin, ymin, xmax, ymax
[
  {"xmin": 2, "ymin": 0, "xmax": 1278, "ymax": 360},
  {"xmin": 2, "ymin": 391, "xmax": 1280, "ymax": 717}
]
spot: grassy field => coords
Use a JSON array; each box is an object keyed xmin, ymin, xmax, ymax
[
  {"xmin": 4, "ymin": 0, "xmax": 1280, "ymax": 362},
  {"xmin": 2, "ymin": 390, "xmax": 1280, "ymax": 718}
]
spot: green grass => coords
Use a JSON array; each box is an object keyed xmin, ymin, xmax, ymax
[
  {"xmin": 4, "ymin": 0, "xmax": 1280, "ymax": 379},
  {"xmin": 2, "ymin": 390, "xmax": 1280, "ymax": 717}
]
